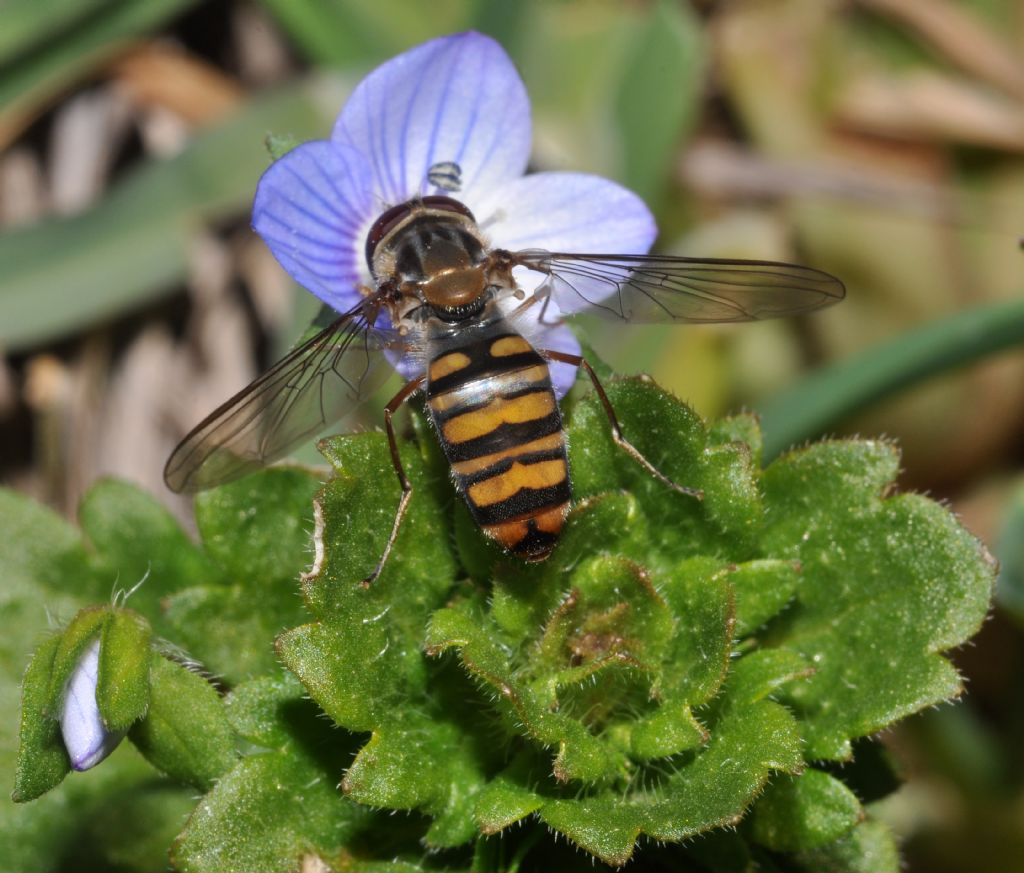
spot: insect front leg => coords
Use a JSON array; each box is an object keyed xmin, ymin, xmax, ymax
[
  {"xmin": 363, "ymin": 375, "xmax": 426, "ymax": 587},
  {"xmin": 541, "ymin": 350, "xmax": 703, "ymax": 500}
]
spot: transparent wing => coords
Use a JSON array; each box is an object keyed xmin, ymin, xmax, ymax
[
  {"xmin": 164, "ymin": 306, "xmax": 404, "ymax": 493},
  {"xmin": 512, "ymin": 251, "xmax": 845, "ymax": 323}
]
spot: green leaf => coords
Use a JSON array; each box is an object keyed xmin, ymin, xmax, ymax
[
  {"xmin": 165, "ymin": 584, "xmax": 297, "ymax": 684},
  {"xmin": 308, "ymin": 432, "xmax": 457, "ymax": 610},
  {"xmin": 729, "ymin": 559, "xmax": 801, "ymax": 638},
  {"xmin": 276, "ymin": 620, "xmax": 390, "ymax": 733},
  {"xmin": 172, "ymin": 749, "xmax": 369, "ymax": 873},
  {"xmin": 0, "ymin": 487, "xmax": 104, "ymax": 603},
  {"xmin": 343, "ymin": 716, "xmax": 454, "ymax": 810},
  {"xmin": 164, "ymin": 468, "xmax": 321, "ymax": 682},
  {"xmin": 749, "ymin": 769, "xmax": 863, "ymax": 851},
  {"xmin": 726, "ymin": 648, "xmax": 813, "ymax": 707},
  {"xmin": 79, "ymin": 478, "xmax": 220, "ymax": 628},
  {"xmin": 535, "ymin": 699, "xmax": 803, "ymax": 866},
  {"xmin": 128, "ymin": 654, "xmax": 236, "ymax": 791},
  {"xmin": 96, "ymin": 609, "xmax": 152, "ymax": 731},
  {"xmin": 194, "ymin": 468, "xmax": 321, "ymax": 586},
  {"xmin": 12, "ymin": 634, "xmax": 69, "ymax": 802},
  {"xmin": 224, "ymin": 673, "xmax": 309, "ymax": 749},
  {"xmin": 793, "ymin": 818, "xmax": 900, "ymax": 873},
  {"xmin": 761, "ymin": 441, "xmax": 996, "ymax": 759},
  {"xmin": 5, "ymin": 747, "xmax": 197, "ymax": 873}
]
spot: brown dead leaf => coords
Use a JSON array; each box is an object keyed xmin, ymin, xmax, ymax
[
  {"xmin": 858, "ymin": 0, "xmax": 1024, "ymax": 103},
  {"xmin": 110, "ymin": 42, "xmax": 244, "ymax": 126},
  {"xmin": 836, "ymin": 71, "xmax": 1024, "ymax": 151}
]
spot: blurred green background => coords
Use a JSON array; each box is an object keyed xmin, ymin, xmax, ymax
[{"xmin": 0, "ymin": 1, "xmax": 1022, "ymax": 870}]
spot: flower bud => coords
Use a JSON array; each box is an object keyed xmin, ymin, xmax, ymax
[{"xmin": 61, "ymin": 639, "xmax": 125, "ymax": 770}]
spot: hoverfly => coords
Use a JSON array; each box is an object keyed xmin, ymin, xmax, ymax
[{"xmin": 165, "ymin": 176, "xmax": 843, "ymax": 583}]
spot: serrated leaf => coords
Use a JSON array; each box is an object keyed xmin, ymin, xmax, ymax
[
  {"xmin": 793, "ymin": 818, "xmax": 900, "ymax": 873},
  {"xmin": 165, "ymin": 583, "xmax": 301, "ymax": 684},
  {"xmin": 629, "ymin": 699, "xmax": 707, "ymax": 759},
  {"xmin": 761, "ymin": 441, "xmax": 996, "ymax": 759},
  {"xmin": 708, "ymin": 412, "xmax": 763, "ymax": 469},
  {"xmin": 749, "ymin": 769, "xmax": 863, "ymax": 851},
  {"xmin": 277, "ymin": 620, "xmax": 391, "ymax": 733},
  {"xmin": 0, "ymin": 487, "xmax": 103, "ymax": 603},
  {"xmin": 536, "ymin": 700, "xmax": 803, "ymax": 866},
  {"xmin": 224, "ymin": 673, "xmax": 309, "ymax": 749},
  {"xmin": 474, "ymin": 753, "xmax": 547, "ymax": 834},
  {"xmin": 79, "ymin": 478, "xmax": 220, "ymax": 628},
  {"xmin": 96, "ymin": 610, "xmax": 151, "ymax": 731},
  {"xmin": 343, "ymin": 718, "xmax": 450, "ymax": 810},
  {"xmin": 194, "ymin": 468, "xmax": 321, "ymax": 586},
  {"xmin": 659, "ymin": 558, "xmax": 735, "ymax": 704},
  {"xmin": 730, "ymin": 559, "xmax": 801, "ymax": 637},
  {"xmin": 727, "ymin": 649, "xmax": 813, "ymax": 707},
  {"xmin": 128, "ymin": 654, "xmax": 236, "ymax": 790},
  {"xmin": 305, "ymin": 433, "xmax": 457, "ymax": 615},
  {"xmin": 172, "ymin": 749, "xmax": 370, "ymax": 873},
  {"xmin": 426, "ymin": 600, "xmax": 617, "ymax": 785}
]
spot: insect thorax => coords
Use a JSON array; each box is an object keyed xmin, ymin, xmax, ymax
[{"xmin": 368, "ymin": 197, "xmax": 491, "ymax": 317}]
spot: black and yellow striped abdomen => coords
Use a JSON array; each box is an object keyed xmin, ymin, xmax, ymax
[{"xmin": 425, "ymin": 326, "xmax": 570, "ymax": 560}]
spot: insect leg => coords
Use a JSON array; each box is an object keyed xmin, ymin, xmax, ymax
[
  {"xmin": 503, "ymin": 283, "xmax": 562, "ymax": 327},
  {"xmin": 363, "ymin": 374, "xmax": 426, "ymax": 587},
  {"xmin": 541, "ymin": 350, "xmax": 703, "ymax": 500}
]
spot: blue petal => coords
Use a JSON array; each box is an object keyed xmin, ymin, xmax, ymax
[
  {"xmin": 61, "ymin": 640, "xmax": 125, "ymax": 771},
  {"xmin": 332, "ymin": 32, "xmax": 530, "ymax": 206},
  {"xmin": 252, "ymin": 140, "xmax": 376, "ymax": 312},
  {"xmin": 483, "ymin": 171, "xmax": 656, "ymax": 309},
  {"xmin": 538, "ymin": 318, "xmax": 582, "ymax": 400}
]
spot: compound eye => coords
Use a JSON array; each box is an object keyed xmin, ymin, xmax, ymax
[
  {"xmin": 365, "ymin": 202, "xmax": 414, "ymax": 270},
  {"xmin": 420, "ymin": 195, "xmax": 476, "ymax": 223},
  {"xmin": 364, "ymin": 196, "xmax": 478, "ymax": 273}
]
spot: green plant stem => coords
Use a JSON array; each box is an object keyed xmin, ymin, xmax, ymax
[{"xmin": 756, "ymin": 296, "xmax": 1024, "ymax": 460}]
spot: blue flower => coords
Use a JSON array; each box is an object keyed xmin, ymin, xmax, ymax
[
  {"xmin": 252, "ymin": 32, "xmax": 655, "ymax": 397},
  {"xmin": 60, "ymin": 639, "xmax": 125, "ymax": 771}
]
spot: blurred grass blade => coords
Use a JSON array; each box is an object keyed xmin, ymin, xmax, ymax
[
  {"xmin": 996, "ymin": 483, "xmax": 1024, "ymax": 626},
  {"xmin": 0, "ymin": 0, "xmax": 109, "ymax": 64},
  {"xmin": 756, "ymin": 296, "xmax": 1024, "ymax": 459},
  {"xmin": 256, "ymin": 0, "xmax": 469, "ymax": 66},
  {"xmin": 0, "ymin": 80, "xmax": 336, "ymax": 352},
  {"xmin": 614, "ymin": 0, "xmax": 705, "ymax": 204},
  {"xmin": 0, "ymin": 0, "xmax": 201, "ymax": 147}
]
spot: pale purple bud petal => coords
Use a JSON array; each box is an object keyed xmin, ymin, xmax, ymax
[{"xmin": 61, "ymin": 640, "xmax": 125, "ymax": 771}]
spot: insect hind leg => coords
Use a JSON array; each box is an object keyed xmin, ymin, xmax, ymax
[
  {"xmin": 362, "ymin": 375, "xmax": 425, "ymax": 587},
  {"xmin": 541, "ymin": 350, "xmax": 703, "ymax": 501}
]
